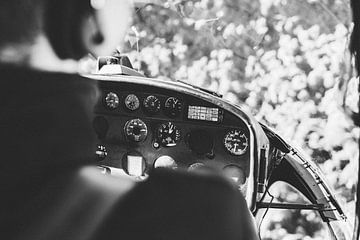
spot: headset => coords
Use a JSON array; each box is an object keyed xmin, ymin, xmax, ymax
[{"xmin": 44, "ymin": 0, "xmax": 97, "ymax": 60}]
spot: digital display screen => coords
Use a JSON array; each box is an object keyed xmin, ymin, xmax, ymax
[{"xmin": 187, "ymin": 106, "xmax": 221, "ymax": 122}]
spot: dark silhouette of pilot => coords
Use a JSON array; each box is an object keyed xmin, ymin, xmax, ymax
[{"xmin": 0, "ymin": 0, "xmax": 259, "ymax": 239}]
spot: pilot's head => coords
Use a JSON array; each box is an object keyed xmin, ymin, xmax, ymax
[{"xmin": 0, "ymin": 0, "xmax": 132, "ymax": 70}]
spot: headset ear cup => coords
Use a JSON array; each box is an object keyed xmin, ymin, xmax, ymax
[{"xmin": 44, "ymin": 0, "xmax": 92, "ymax": 60}]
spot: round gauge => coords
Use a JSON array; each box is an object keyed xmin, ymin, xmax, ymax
[
  {"xmin": 154, "ymin": 156, "xmax": 177, "ymax": 169},
  {"xmin": 223, "ymin": 165, "xmax": 246, "ymax": 185},
  {"xmin": 224, "ymin": 129, "xmax": 248, "ymax": 155},
  {"xmin": 157, "ymin": 122, "xmax": 181, "ymax": 147},
  {"xmin": 124, "ymin": 94, "xmax": 140, "ymax": 111},
  {"xmin": 104, "ymin": 92, "xmax": 120, "ymax": 109},
  {"xmin": 124, "ymin": 119, "xmax": 148, "ymax": 142},
  {"xmin": 143, "ymin": 95, "xmax": 161, "ymax": 114},
  {"xmin": 164, "ymin": 97, "xmax": 182, "ymax": 117}
]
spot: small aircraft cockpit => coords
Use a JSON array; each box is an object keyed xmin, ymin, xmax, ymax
[
  {"xmin": 0, "ymin": 0, "xmax": 358, "ymax": 239},
  {"xmin": 89, "ymin": 58, "xmax": 351, "ymax": 240},
  {"xmin": 82, "ymin": 0, "xmax": 358, "ymax": 239}
]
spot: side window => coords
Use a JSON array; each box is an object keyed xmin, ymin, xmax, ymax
[{"xmin": 256, "ymin": 181, "xmax": 331, "ymax": 239}]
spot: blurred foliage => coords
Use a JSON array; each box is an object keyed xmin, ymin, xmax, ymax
[{"xmin": 122, "ymin": 0, "xmax": 358, "ymax": 238}]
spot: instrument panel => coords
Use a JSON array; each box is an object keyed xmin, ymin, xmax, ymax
[{"xmin": 94, "ymin": 82, "xmax": 251, "ymax": 186}]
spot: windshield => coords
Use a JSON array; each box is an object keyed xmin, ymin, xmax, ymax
[{"xmin": 114, "ymin": 0, "xmax": 358, "ymax": 239}]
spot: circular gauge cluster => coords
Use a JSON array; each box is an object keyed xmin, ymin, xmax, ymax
[
  {"xmin": 156, "ymin": 122, "xmax": 181, "ymax": 147},
  {"xmin": 223, "ymin": 129, "xmax": 248, "ymax": 155},
  {"xmin": 103, "ymin": 92, "xmax": 183, "ymax": 117}
]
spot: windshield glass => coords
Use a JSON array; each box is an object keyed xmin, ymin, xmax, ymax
[{"xmin": 114, "ymin": 0, "xmax": 358, "ymax": 239}]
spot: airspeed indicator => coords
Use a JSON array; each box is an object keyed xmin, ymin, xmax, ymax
[{"xmin": 224, "ymin": 129, "xmax": 248, "ymax": 156}]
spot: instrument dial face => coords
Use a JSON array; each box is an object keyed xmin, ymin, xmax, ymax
[
  {"xmin": 157, "ymin": 122, "xmax": 181, "ymax": 147},
  {"xmin": 105, "ymin": 92, "xmax": 120, "ymax": 109},
  {"xmin": 224, "ymin": 129, "xmax": 248, "ymax": 155},
  {"xmin": 124, "ymin": 94, "xmax": 140, "ymax": 111},
  {"xmin": 164, "ymin": 97, "xmax": 182, "ymax": 117},
  {"xmin": 124, "ymin": 119, "xmax": 148, "ymax": 142},
  {"xmin": 143, "ymin": 95, "xmax": 161, "ymax": 114}
]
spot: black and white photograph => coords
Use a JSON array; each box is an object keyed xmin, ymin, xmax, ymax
[{"xmin": 0, "ymin": 0, "xmax": 359, "ymax": 239}]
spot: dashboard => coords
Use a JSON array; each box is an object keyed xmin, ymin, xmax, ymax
[
  {"xmin": 93, "ymin": 80, "xmax": 252, "ymax": 186},
  {"xmin": 88, "ymin": 74, "xmax": 348, "ymax": 227}
]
